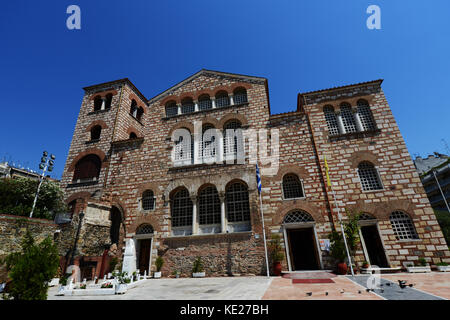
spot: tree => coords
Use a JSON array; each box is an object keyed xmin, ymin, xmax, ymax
[
  {"xmin": 329, "ymin": 210, "xmax": 361, "ymax": 263},
  {"xmin": 3, "ymin": 230, "xmax": 60, "ymax": 300},
  {"xmin": 0, "ymin": 177, "xmax": 66, "ymax": 219},
  {"xmin": 434, "ymin": 209, "xmax": 450, "ymax": 248}
]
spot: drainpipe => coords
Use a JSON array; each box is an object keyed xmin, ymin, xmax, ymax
[{"xmin": 302, "ymin": 96, "xmax": 336, "ymax": 230}]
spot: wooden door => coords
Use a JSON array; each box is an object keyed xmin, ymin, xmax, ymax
[{"xmin": 138, "ymin": 239, "xmax": 152, "ymax": 274}]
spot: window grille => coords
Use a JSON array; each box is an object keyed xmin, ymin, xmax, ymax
[
  {"xmin": 323, "ymin": 106, "xmax": 340, "ymax": 136},
  {"xmin": 165, "ymin": 103, "xmax": 178, "ymax": 117},
  {"xmin": 181, "ymin": 102, "xmax": 195, "ymax": 114},
  {"xmin": 283, "ymin": 211, "xmax": 314, "ymax": 224},
  {"xmin": 171, "ymin": 189, "xmax": 193, "ymax": 227},
  {"xmin": 198, "ymin": 186, "xmax": 221, "ymax": 225},
  {"xmin": 174, "ymin": 133, "xmax": 193, "ymax": 164},
  {"xmin": 215, "ymin": 92, "xmax": 230, "ymax": 108},
  {"xmin": 136, "ymin": 224, "xmax": 154, "ymax": 235},
  {"xmin": 282, "ymin": 174, "xmax": 304, "ymax": 199},
  {"xmin": 359, "ymin": 213, "xmax": 376, "ymax": 220},
  {"xmin": 198, "ymin": 95, "xmax": 212, "ymax": 110},
  {"xmin": 142, "ymin": 190, "xmax": 155, "ymax": 211},
  {"xmin": 224, "ymin": 121, "xmax": 242, "ymax": 157},
  {"xmin": 340, "ymin": 105, "xmax": 357, "ymax": 133},
  {"xmin": 357, "ymin": 102, "xmax": 376, "ymax": 131},
  {"xmin": 226, "ymin": 183, "xmax": 250, "ymax": 223},
  {"xmin": 389, "ymin": 211, "xmax": 419, "ymax": 240},
  {"xmin": 233, "ymin": 89, "xmax": 248, "ymax": 105},
  {"xmin": 201, "ymin": 125, "xmax": 217, "ymax": 160},
  {"xmin": 358, "ymin": 162, "xmax": 383, "ymax": 191}
]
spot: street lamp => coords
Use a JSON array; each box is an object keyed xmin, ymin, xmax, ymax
[{"xmin": 29, "ymin": 151, "xmax": 56, "ymax": 218}]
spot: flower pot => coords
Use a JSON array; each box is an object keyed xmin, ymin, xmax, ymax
[
  {"xmin": 437, "ymin": 265, "xmax": 449, "ymax": 272},
  {"xmin": 115, "ymin": 283, "xmax": 127, "ymax": 294},
  {"xmin": 154, "ymin": 272, "xmax": 162, "ymax": 278},
  {"xmin": 192, "ymin": 272, "xmax": 205, "ymax": 278},
  {"xmin": 273, "ymin": 261, "xmax": 282, "ymax": 276},
  {"xmin": 337, "ymin": 262, "xmax": 348, "ymax": 275}
]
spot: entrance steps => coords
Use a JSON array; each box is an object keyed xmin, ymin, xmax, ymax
[{"xmin": 281, "ymin": 270, "xmax": 337, "ymax": 281}]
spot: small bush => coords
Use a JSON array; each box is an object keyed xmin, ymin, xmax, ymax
[
  {"xmin": 3, "ymin": 230, "xmax": 59, "ymax": 300},
  {"xmin": 155, "ymin": 256, "xmax": 164, "ymax": 272},
  {"xmin": 192, "ymin": 257, "xmax": 204, "ymax": 273}
]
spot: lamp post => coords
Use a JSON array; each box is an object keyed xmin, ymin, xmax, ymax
[{"xmin": 29, "ymin": 151, "xmax": 56, "ymax": 218}]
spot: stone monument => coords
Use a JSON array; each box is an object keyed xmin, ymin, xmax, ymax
[{"xmin": 121, "ymin": 239, "xmax": 136, "ymax": 276}]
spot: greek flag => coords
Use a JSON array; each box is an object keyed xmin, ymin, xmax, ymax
[{"xmin": 256, "ymin": 164, "xmax": 262, "ymax": 194}]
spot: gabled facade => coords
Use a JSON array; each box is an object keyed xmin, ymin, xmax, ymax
[{"xmin": 59, "ymin": 70, "xmax": 449, "ymax": 278}]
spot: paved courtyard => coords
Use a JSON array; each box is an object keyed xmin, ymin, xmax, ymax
[{"xmin": 47, "ymin": 272, "xmax": 450, "ymax": 300}]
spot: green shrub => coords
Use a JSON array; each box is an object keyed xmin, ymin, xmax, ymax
[
  {"xmin": 434, "ymin": 210, "xmax": 450, "ymax": 248},
  {"xmin": 192, "ymin": 257, "xmax": 204, "ymax": 273},
  {"xmin": 109, "ymin": 257, "xmax": 118, "ymax": 271},
  {"xmin": 155, "ymin": 256, "xmax": 164, "ymax": 272},
  {"xmin": 3, "ymin": 230, "xmax": 59, "ymax": 300},
  {"xmin": 418, "ymin": 258, "xmax": 427, "ymax": 266},
  {"xmin": 268, "ymin": 234, "xmax": 285, "ymax": 263},
  {"xmin": 437, "ymin": 262, "xmax": 448, "ymax": 266}
]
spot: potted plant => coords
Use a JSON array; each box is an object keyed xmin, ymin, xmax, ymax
[
  {"xmin": 192, "ymin": 257, "xmax": 206, "ymax": 278},
  {"xmin": 329, "ymin": 230, "xmax": 348, "ymax": 275},
  {"xmin": 268, "ymin": 234, "xmax": 285, "ymax": 276},
  {"xmin": 115, "ymin": 271, "xmax": 130, "ymax": 294},
  {"xmin": 172, "ymin": 270, "xmax": 180, "ymax": 278},
  {"xmin": 362, "ymin": 261, "xmax": 370, "ymax": 269},
  {"xmin": 437, "ymin": 262, "xmax": 449, "ymax": 272},
  {"xmin": 406, "ymin": 258, "xmax": 431, "ymax": 273},
  {"xmin": 154, "ymin": 256, "xmax": 164, "ymax": 278}
]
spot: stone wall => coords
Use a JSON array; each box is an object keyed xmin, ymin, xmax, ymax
[{"xmin": 0, "ymin": 214, "xmax": 58, "ymax": 282}]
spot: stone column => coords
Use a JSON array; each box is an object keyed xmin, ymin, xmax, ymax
[
  {"xmin": 336, "ymin": 111, "xmax": 346, "ymax": 134},
  {"xmin": 177, "ymin": 104, "xmax": 182, "ymax": 115},
  {"xmin": 100, "ymin": 97, "xmax": 106, "ymax": 110},
  {"xmin": 191, "ymin": 195, "xmax": 198, "ymax": 235},
  {"xmin": 354, "ymin": 109, "xmax": 364, "ymax": 132},
  {"xmin": 211, "ymin": 98, "xmax": 216, "ymax": 109},
  {"xmin": 219, "ymin": 192, "xmax": 227, "ymax": 233},
  {"xmin": 194, "ymin": 101, "xmax": 199, "ymax": 112},
  {"xmin": 229, "ymin": 94, "xmax": 234, "ymax": 106}
]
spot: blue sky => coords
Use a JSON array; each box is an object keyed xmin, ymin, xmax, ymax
[{"xmin": 0, "ymin": 1, "xmax": 449, "ymax": 179}]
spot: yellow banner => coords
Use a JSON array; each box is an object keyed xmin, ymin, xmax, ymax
[{"xmin": 324, "ymin": 156, "xmax": 331, "ymax": 187}]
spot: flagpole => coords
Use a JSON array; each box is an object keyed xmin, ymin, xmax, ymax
[
  {"xmin": 324, "ymin": 156, "xmax": 354, "ymax": 276},
  {"xmin": 256, "ymin": 164, "xmax": 270, "ymax": 278}
]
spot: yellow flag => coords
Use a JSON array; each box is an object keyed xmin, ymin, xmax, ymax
[{"xmin": 324, "ymin": 156, "xmax": 331, "ymax": 187}]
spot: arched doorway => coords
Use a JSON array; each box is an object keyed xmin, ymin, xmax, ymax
[
  {"xmin": 110, "ymin": 206, "xmax": 122, "ymax": 245},
  {"xmin": 358, "ymin": 213, "xmax": 389, "ymax": 267},
  {"xmin": 282, "ymin": 210, "xmax": 322, "ymax": 271},
  {"xmin": 135, "ymin": 224, "xmax": 154, "ymax": 275}
]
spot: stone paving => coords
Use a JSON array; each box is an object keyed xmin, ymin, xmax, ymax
[
  {"xmin": 47, "ymin": 272, "xmax": 450, "ymax": 300},
  {"xmin": 346, "ymin": 275, "xmax": 444, "ymax": 300}
]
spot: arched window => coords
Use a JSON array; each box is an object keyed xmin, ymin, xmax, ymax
[
  {"xmin": 323, "ymin": 106, "xmax": 340, "ymax": 136},
  {"xmin": 129, "ymin": 132, "xmax": 137, "ymax": 139},
  {"xmin": 215, "ymin": 91, "xmax": 230, "ymax": 108},
  {"xmin": 226, "ymin": 182, "xmax": 250, "ymax": 223},
  {"xmin": 357, "ymin": 100, "xmax": 376, "ymax": 131},
  {"xmin": 282, "ymin": 174, "xmax": 304, "ymax": 199},
  {"xmin": 93, "ymin": 96, "xmax": 103, "ymax": 111},
  {"xmin": 181, "ymin": 97, "xmax": 195, "ymax": 114},
  {"xmin": 233, "ymin": 87, "xmax": 248, "ymax": 104},
  {"xmin": 340, "ymin": 104, "xmax": 357, "ymax": 133},
  {"xmin": 198, "ymin": 94, "xmax": 212, "ymax": 111},
  {"xmin": 171, "ymin": 188, "xmax": 193, "ymax": 235},
  {"xmin": 165, "ymin": 101, "xmax": 178, "ymax": 117},
  {"xmin": 90, "ymin": 125, "xmax": 102, "ymax": 141},
  {"xmin": 136, "ymin": 224, "xmax": 154, "ymax": 235},
  {"xmin": 142, "ymin": 190, "xmax": 155, "ymax": 211},
  {"xmin": 136, "ymin": 107, "xmax": 144, "ymax": 122},
  {"xmin": 173, "ymin": 128, "xmax": 193, "ymax": 165},
  {"xmin": 389, "ymin": 211, "xmax": 419, "ymax": 240},
  {"xmin": 283, "ymin": 210, "xmax": 314, "ymax": 224},
  {"xmin": 110, "ymin": 206, "xmax": 122, "ymax": 244},
  {"xmin": 198, "ymin": 186, "xmax": 221, "ymax": 226},
  {"xmin": 357, "ymin": 162, "xmax": 383, "ymax": 191},
  {"xmin": 201, "ymin": 124, "xmax": 217, "ymax": 161},
  {"xmin": 105, "ymin": 94, "xmax": 113, "ymax": 109},
  {"xmin": 130, "ymin": 100, "xmax": 138, "ymax": 118},
  {"xmin": 224, "ymin": 120, "xmax": 242, "ymax": 158},
  {"xmin": 73, "ymin": 154, "xmax": 101, "ymax": 182}
]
